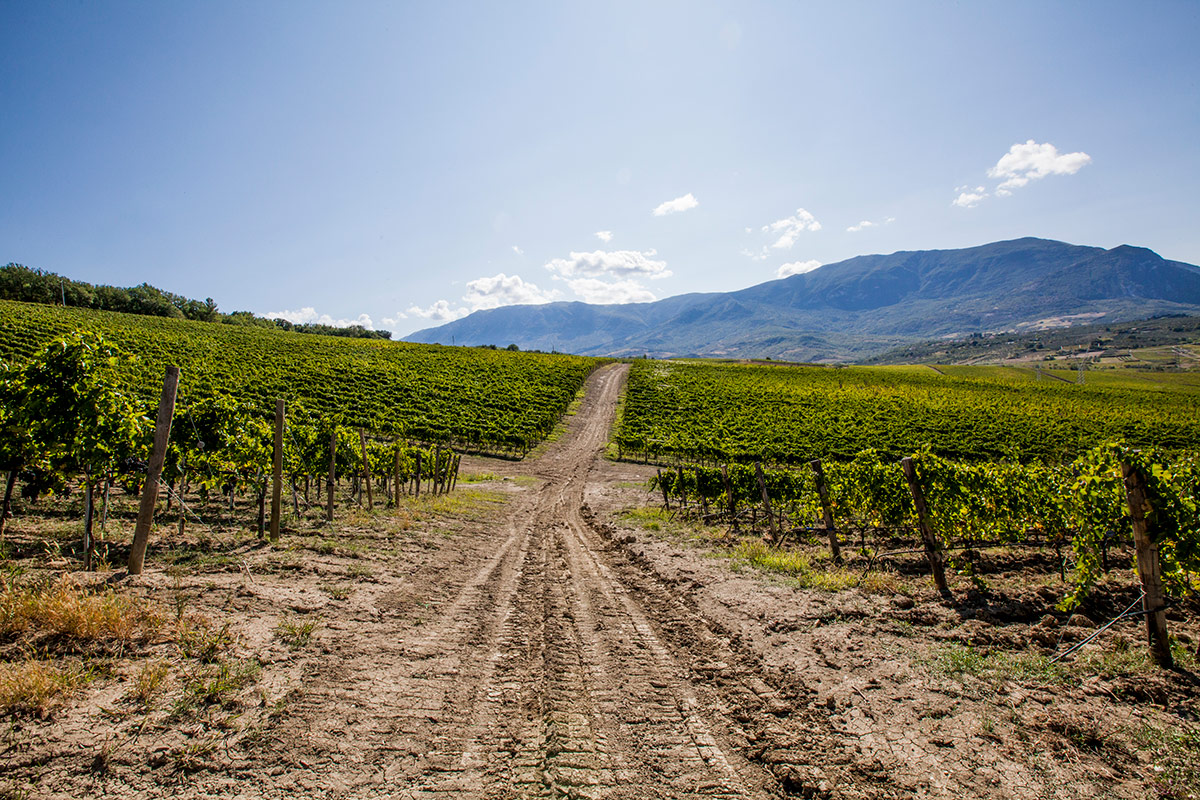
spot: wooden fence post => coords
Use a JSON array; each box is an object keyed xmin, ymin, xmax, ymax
[
  {"xmin": 270, "ymin": 399, "xmax": 284, "ymax": 541},
  {"xmin": 128, "ymin": 365, "xmax": 180, "ymax": 575},
  {"xmin": 326, "ymin": 430, "xmax": 336, "ymax": 522},
  {"xmin": 656, "ymin": 469, "xmax": 670, "ymax": 509},
  {"xmin": 414, "ymin": 451, "xmax": 422, "ymax": 497},
  {"xmin": 754, "ymin": 462, "xmax": 777, "ymax": 543},
  {"xmin": 1122, "ymin": 462, "xmax": 1173, "ymax": 668},
  {"xmin": 360, "ymin": 429, "xmax": 373, "ymax": 510},
  {"xmin": 809, "ymin": 460, "xmax": 842, "ymax": 564},
  {"xmin": 900, "ymin": 457, "xmax": 951, "ymax": 598}
]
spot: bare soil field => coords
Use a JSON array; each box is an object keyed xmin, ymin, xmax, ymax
[{"xmin": 1, "ymin": 363, "xmax": 1198, "ymax": 799}]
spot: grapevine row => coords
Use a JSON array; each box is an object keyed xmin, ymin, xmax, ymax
[{"xmin": 651, "ymin": 446, "xmax": 1200, "ymax": 609}]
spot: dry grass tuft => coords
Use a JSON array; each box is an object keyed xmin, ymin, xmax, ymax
[
  {"xmin": 126, "ymin": 659, "xmax": 171, "ymax": 707},
  {"xmin": 0, "ymin": 574, "xmax": 163, "ymax": 647},
  {"xmin": 0, "ymin": 658, "xmax": 93, "ymax": 717}
]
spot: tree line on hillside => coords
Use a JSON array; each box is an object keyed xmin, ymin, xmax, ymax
[{"xmin": 0, "ymin": 263, "xmax": 391, "ymax": 340}]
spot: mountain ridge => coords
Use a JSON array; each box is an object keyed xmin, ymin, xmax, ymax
[{"xmin": 405, "ymin": 238, "xmax": 1200, "ymax": 361}]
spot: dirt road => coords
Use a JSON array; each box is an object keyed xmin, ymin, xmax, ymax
[{"xmin": 271, "ymin": 363, "xmax": 844, "ymax": 799}]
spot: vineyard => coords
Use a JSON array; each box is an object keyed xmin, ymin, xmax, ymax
[
  {"xmin": 0, "ymin": 329, "xmax": 1198, "ymax": 796},
  {"xmin": 616, "ymin": 359, "xmax": 1200, "ymax": 463},
  {"xmin": 0, "ymin": 299, "xmax": 603, "ymax": 453},
  {"xmin": 0, "ymin": 302, "xmax": 605, "ymax": 570},
  {"xmin": 617, "ymin": 358, "xmax": 1200, "ymax": 668}
]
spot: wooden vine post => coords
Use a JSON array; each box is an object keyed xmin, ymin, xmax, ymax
[
  {"xmin": 326, "ymin": 430, "xmax": 336, "ymax": 522},
  {"xmin": 127, "ymin": 365, "xmax": 180, "ymax": 575},
  {"xmin": 809, "ymin": 460, "xmax": 842, "ymax": 564},
  {"xmin": 82, "ymin": 471, "xmax": 95, "ymax": 570},
  {"xmin": 436, "ymin": 443, "xmax": 446, "ymax": 494},
  {"xmin": 1121, "ymin": 462, "xmax": 1173, "ymax": 668},
  {"xmin": 656, "ymin": 469, "xmax": 670, "ymax": 509},
  {"xmin": 900, "ymin": 457, "xmax": 951, "ymax": 598},
  {"xmin": 415, "ymin": 451, "xmax": 423, "ymax": 496},
  {"xmin": 721, "ymin": 464, "xmax": 736, "ymax": 529},
  {"xmin": 393, "ymin": 447, "xmax": 402, "ymax": 509},
  {"xmin": 269, "ymin": 399, "xmax": 284, "ymax": 541},
  {"xmin": 359, "ymin": 429, "xmax": 373, "ymax": 510},
  {"xmin": 754, "ymin": 462, "xmax": 777, "ymax": 543}
]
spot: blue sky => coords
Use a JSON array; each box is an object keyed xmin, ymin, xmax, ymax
[{"xmin": 2, "ymin": 1, "xmax": 1198, "ymax": 336}]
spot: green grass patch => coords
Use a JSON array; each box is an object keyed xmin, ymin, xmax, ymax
[
  {"xmin": 1074, "ymin": 634, "xmax": 1198, "ymax": 677},
  {"xmin": 275, "ymin": 617, "xmax": 318, "ymax": 649},
  {"xmin": 457, "ymin": 471, "xmax": 500, "ymax": 483},
  {"xmin": 1131, "ymin": 720, "xmax": 1200, "ymax": 799},
  {"xmin": 620, "ymin": 506, "xmax": 670, "ymax": 531},
  {"xmin": 926, "ymin": 643, "xmax": 1068, "ymax": 685},
  {"xmin": 319, "ymin": 583, "xmax": 352, "ymax": 600},
  {"xmin": 728, "ymin": 540, "xmax": 895, "ymax": 593},
  {"xmin": 172, "ymin": 657, "xmax": 260, "ymax": 717}
]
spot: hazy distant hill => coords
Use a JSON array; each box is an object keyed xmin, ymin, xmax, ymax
[{"xmin": 405, "ymin": 238, "xmax": 1200, "ymax": 361}]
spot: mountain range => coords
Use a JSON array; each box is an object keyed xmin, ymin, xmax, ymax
[{"xmin": 405, "ymin": 238, "xmax": 1200, "ymax": 362}]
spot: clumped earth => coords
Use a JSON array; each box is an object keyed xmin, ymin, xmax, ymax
[{"xmin": 0, "ymin": 363, "xmax": 1197, "ymax": 799}]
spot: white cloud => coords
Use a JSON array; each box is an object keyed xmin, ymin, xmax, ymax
[
  {"xmin": 987, "ymin": 139, "xmax": 1091, "ymax": 193},
  {"xmin": 462, "ymin": 272, "xmax": 560, "ymax": 310},
  {"xmin": 545, "ymin": 249, "xmax": 671, "ymax": 280},
  {"xmin": 776, "ymin": 260, "xmax": 822, "ymax": 278},
  {"xmin": 511, "ymin": 245, "xmax": 523, "ymax": 255},
  {"xmin": 399, "ymin": 272, "xmax": 559, "ymax": 326},
  {"xmin": 763, "ymin": 208, "xmax": 821, "ymax": 249},
  {"xmin": 652, "ymin": 192, "xmax": 699, "ymax": 216},
  {"xmin": 952, "ymin": 186, "xmax": 989, "ymax": 208},
  {"xmin": 405, "ymin": 300, "xmax": 469, "ymax": 322},
  {"xmin": 742, "ymin": 247, "xmax": 770, "ymax": 262},
  {"xmin": 566, "ymin": 278, "xmax": 657, "ymax": 304},
  {"xmin": 846, "ymin": 220, "xmax": 876, "ymax": 233},
  {"xmin": 266, "ymin": 307, "xmax": 375, "ymax": 329},
  {"xmin": 885, "ymin": 216, "xmax": 896, "ymax": 224},
  {"xmin": 955, "ymin": 140, "xmax": 1092, "ymax": 207},
  {"xmin": 595, "ymin": 230, "xmax": 613, "ymax": 243}
]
